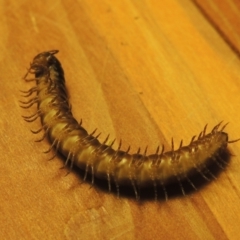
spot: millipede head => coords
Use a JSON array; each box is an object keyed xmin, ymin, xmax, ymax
[{"xmin": 29, "ymin": 50, "xmax": 60, "ymax": 77}]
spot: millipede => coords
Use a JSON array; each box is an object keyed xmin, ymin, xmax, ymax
[{"xmin": 20, "ymin": 50, "xmax": 239, "ymax": 200}]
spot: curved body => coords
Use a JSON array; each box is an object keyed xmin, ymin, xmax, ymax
[{"xmin": 21, "ymin": 50, "xmax": 233, "ymax": 200}]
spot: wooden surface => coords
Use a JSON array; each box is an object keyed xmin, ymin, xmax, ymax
[{"xmin": 1, "ymin": 0, "xmax": 240, "ymax": 239}]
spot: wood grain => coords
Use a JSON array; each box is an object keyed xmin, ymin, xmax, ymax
[{"xmin": 1, "ymin": 0, "xmax": 240, "ymax": 239}]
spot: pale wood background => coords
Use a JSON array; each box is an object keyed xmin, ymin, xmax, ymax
[{"xmin": 1, "ymin": 0, "xmax": 240, "ymax": 239}]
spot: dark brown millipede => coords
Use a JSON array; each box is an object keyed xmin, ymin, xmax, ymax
[{"xmin": 20, "ymin": 50, "xmax": 239, "ymax": 200}]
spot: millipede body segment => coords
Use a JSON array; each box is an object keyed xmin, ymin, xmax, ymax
[{"xmin": 21, "ymin": 50, "xmax": 238, "ymax": 200}]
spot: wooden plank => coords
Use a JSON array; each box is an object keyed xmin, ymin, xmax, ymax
[
  {"xmin": 1, "ymin": 0, "xmax": 240, "ymax": 239},
  {"xmin": 193, "ymin": 0, "xmax": 240, "ymax": 54}
]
